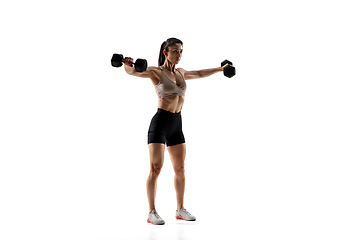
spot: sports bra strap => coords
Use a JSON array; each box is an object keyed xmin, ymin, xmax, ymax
[
  {"xmin": 159, "ymin": 66, "xmax": 184, "ymax": 80},
  {"xmin": 176, "ymin": 69, "xmax": 185, "ymax": 81}
]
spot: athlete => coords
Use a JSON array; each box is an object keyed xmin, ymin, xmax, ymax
[{"xmin": 123, "ymin": 38, "xmax": 228, "ymax": 225}]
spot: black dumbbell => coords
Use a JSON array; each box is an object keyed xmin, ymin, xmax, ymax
[
  {"xmin": 111, "ymin": 53, "xmax": 148, "ymax": 73},
  {"xmin": 221, "ymin": 60, "xmax": 236, "ymax": 78}
]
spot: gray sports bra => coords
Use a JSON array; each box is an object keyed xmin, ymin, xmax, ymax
[{"xmin": 154, "ymin": 66, "xmax": 187, "ymax": 98}]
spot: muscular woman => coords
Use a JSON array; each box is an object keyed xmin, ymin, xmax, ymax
[{"xmin": 123, "ymin": 38, "xmax": 228, "ymax": 225}]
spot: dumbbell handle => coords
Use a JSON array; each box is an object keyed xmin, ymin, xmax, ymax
[
  {"xmin": 111, "ymin": 54, "xmax": 135, "ymax": 67},
  {"xmin": 122, "ymin": 57, "xmax": 147, "ymax": 69},
  {"xmin": 121, "ymin": 56, "xmax": 136, "ymax": 66},
  {"xmin": 221, "ymin": 59, "xmax": 233, "ymax": 67}
]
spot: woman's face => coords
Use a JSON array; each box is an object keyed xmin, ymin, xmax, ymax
[{"xmin": 164, "ymin": 43, "xmax": 183, "ymax": 65}]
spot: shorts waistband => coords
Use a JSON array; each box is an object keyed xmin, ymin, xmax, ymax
[{"xmin": 157, "ymin": 108, "xmax": 181, "ymax": 115}]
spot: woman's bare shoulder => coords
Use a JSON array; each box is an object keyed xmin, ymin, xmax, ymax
[
  {"xmin": 176, "ymin": 67, "xmax": 186, "ymax": 72},
  {"xmin": 147, "ymin": 66, "xmax": 162, "ymax": 85},
  {"xmin": 147, "ymin": 66, "xmax": 162, "ymax": 72}
]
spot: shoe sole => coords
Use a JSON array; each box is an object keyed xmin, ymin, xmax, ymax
[
  {"xmin": 176, "ymin": 215, "xmax": 196, "ymax": 221},
  {"xmin": 147, "ymin": 218, "xmax": 165, "ymax": 225}
]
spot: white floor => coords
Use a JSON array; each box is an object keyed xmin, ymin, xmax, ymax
[
  {"xmin": 2, "ymin": 139, "xmax": 359, "ymax": 240},
  {"xmin": 3, "ymin": 192, "xmax": 358, "ymax": 240},
  {"xmin": 1, "ymin": 147, "xmax": 359, "ymax": 240}
]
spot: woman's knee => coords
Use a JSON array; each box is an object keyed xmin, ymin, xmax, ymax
[
  {"xmin": 174, "ymin": 166, "xmax": 185, "ymax": 178},
  {"xmin": 148, "ymin": 143, "xmax": 165, "ymax": 177},
  {"xmin": 150, "ymin": 163, "xmax": 163, "ymax": 177}
]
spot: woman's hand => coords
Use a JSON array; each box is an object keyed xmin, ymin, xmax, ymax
[
  {"xmin": 220, "ymin": 63, "xmax": 228, "ymax": 71},
  {"xmin": 123, "ymin": 57, "xmax": 134, "ymax": 67}
]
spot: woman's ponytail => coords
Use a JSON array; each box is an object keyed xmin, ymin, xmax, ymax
[
  {"xmin": 158, "ymin": 38, "xmax": 183, "ymax": 67},
  {"xmin": 158, "ymin": 41, "xmax": 167, "ymax": 67}
]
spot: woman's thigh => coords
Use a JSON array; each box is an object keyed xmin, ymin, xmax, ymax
[
  {"xmin": 148, "ymin": 143, "xmax": 166, "ymax": 171},
  {"xmin": 167, "ymin": 143, "xmax": 186, "ymax": 174}
]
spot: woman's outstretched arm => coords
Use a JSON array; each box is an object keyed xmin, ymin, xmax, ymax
[
  {"xmin": 179, "ymin": 65, "xmax": 227, "ymax": 80},
  {"xmin": 124, "ymin": 57, "xmax": 157, "ymax": 79}
]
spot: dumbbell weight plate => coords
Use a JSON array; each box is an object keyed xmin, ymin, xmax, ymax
[
  {"xmin": 221, "ymin": 59, "xmax": 233, "ymax": 67},
  {"xmin": 134, "ymin": 58, "xmax": 148, "ymax": 73},
  {"xmin": 221, "ymin": 59, "xmax": 236, "ymax": 78},
  {"xmin": 111, "ymin": 54, "xmax": 124, "ymax": 67},
  {"xmin": 224, "ymin": 65, "xmax": 236, "ymax": 78}
]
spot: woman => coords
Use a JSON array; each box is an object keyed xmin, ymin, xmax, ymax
[{"xmin": 123, "ymin": 38, "xmax": 228, "ymax": 225}]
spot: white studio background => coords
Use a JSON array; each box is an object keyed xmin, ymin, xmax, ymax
[{"xmin": 0, "ymin": 0, "xmax": 359, "ymax": 240}]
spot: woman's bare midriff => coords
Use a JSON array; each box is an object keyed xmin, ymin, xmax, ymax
[{"xmin": 158, "ymin": 95, "xmax": 185, "ymax": 113}]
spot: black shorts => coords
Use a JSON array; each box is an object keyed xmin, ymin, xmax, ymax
[{"xmin": 147, "ymin": 108, "xmax": 185, "ymax": 147}]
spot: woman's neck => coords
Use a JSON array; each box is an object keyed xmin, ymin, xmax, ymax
[{"xmin": 162, "ymin": 59, "xmax": 176, "ymax": 73}]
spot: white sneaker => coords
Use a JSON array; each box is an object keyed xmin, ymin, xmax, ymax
[
  {"xmin": 147, "ymin": 209, "xmax": 165, "ymax": 225},
  {"xmin": 175, "ymin": 207, "xmax": 196, "ymax": 221}
]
